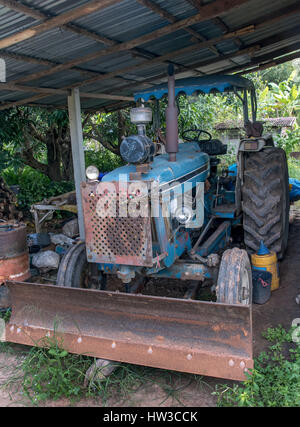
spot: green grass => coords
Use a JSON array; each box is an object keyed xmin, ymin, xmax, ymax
[
  {"xmin": 288, "ymin": 158, "xmax": 300, "ymax": 180},
  {"xmin": 2, "ymin": 308, "xmax": 299, "ymax": 407},
  {"xmin": 214, "ymin": 326, "xmax": 300, "ymax": 407},
  {"xmin": 12, "ymin": 329, "xmax": 203, "ymax": 406}
]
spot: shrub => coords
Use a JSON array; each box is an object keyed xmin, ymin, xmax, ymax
[
  {"xmin": 2, "ymin": 167, "xmax": 74, "ymax": 211},
  {"xmin": 214, "ymin": 326, "xmax": 300, "ymax": 407}
]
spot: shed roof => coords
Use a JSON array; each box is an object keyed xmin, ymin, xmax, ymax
[
  {"xmin": 215, "ymin": 117, "xmax": 297, "ymax": 130},
  {"xmin": 0, "ymin": 0, "xmax": 299, "ymax": 112}
]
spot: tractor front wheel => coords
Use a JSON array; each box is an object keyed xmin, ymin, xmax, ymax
[
  {"xmin": 57, "ymin": 242, "xmax": 106, "ymax": 289},
  {"xmin": 216, "ymin": 248, "xmax": 252, "ymax": 305}
]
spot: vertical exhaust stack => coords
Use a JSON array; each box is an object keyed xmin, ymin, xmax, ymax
[{"xmin": 166, "ymin": 65, "xmax": 178, "ymax": 162}]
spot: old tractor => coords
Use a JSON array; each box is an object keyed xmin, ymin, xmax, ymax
[{"xmin": 4, "ymin": 67, "xmax": 289, "ymax": 381}]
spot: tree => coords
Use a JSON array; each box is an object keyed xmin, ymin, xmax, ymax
[
  {"xmin": 258, "ymin": 78, "xmax": 300, "ymax": 118},
  {"xmin": 0, "ymin": 107, "xmax": 134, "ymax": 182},
  {"xmin": 83, "ymin": 109, "xmax": 135, "ymax": 155},
  {"xmin": 0, "ymin": 107, "xmax": 75, "ymax": 181}
]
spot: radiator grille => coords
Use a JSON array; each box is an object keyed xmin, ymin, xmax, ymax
[{"xmin": 81, "ymin": 182, "xmax": 153, "ymax": 266}]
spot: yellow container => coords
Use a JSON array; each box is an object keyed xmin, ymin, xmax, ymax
[{"xmin": 251, "ymin": 250, "xmax": 279, "ymax": 291}]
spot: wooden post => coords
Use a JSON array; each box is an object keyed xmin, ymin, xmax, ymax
[{"xmin": 67, "ymin": 88, "xmax": 86, "ymax": 240}]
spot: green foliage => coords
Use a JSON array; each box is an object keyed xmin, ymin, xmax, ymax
[
  {"xmin": 156, "ymin": 92, "xmax": 241, "ymax": 139},
  {"xmin": 288, "ymin": 158, "xmax": 300, "ymax": 180},
  {"xmin": 259, "ymin": 81, "xmax": 300, "ymax": 118},
  {"xmin": 214, "ymin": 326, "xmax": 300, "ymax": 407},
  {"xmin": 259, "ymin": 62, "xmax": 295, "ymax": 86},
  {"xmin": 2, "ymin": 166, "xmax": 74, "ymax": 211},
  {"xmin": 19, "ymin": 331, "xmax": 195, "ymax": 406},
  {"xmin": 0, "ymin": 308, "xmax": 11, "ymax": 323},
  {"xmin": 274, "ymin": 128, "xmax": 300, "ymax": 155},
  {"xmin": 85, "ymin": 149, "xmax": 124, "ymax": 172},
  {"xmin": 21, "ymin": 335, "xmax": 92, "ymax": 403}
]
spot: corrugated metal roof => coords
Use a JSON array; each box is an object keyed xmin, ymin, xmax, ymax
[{"xmin": 0, "ymin": 0, "xmax": 299, "ymax": 111}]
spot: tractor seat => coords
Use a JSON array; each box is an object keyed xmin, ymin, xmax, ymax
[{"xmin": 198, "ymin": 139, "xmax": 227, "ymax": 156}]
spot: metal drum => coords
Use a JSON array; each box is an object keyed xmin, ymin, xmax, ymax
[{"xmin": 0, "ymin": 222, "xmax": 30, "ymax": 284}]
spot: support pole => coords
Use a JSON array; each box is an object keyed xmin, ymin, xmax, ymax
[{"xmin": 68, "ymin": 88, "xmax": 86, "ymax": 240}]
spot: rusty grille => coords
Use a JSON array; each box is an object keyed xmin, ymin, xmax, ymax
[{"xmin": 81, "ymin": 181, "xmax": 153, "ymax": 267}]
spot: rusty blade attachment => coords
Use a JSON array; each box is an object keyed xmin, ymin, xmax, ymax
[{"xmin": 5, "ymin": 281, "xmax": 253, "ymax": 381}]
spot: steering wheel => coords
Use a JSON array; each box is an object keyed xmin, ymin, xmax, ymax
[{"xmin": 182, "ymin": 128, "xmax": 212, "ymax": 143}]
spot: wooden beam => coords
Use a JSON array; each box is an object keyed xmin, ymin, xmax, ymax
[
  {"xmin": 106, "ymin": 44, "xmax": 261, "ymax": 96},
  {"xmin": 222, "ymin": 43, "xmax": 300, "ymax": 75},
  {"xmin": 0, "ymin": 49, "xmax": 154, "ymax": 85},
  {"xmin": 76, "ymin": 27, "xmax": 299, "ymax": 97},
  {"xmin": 187, "ymin": 0, "xmax": 244, "ymax": 51},
  {"xmin": 184, "ymin": 0, "xmax": 242, "ymax": 62},
  {"xmin": 0, "ymin": 0, "xmax": 123, "ymax": 49},
  {"xmin": 0, "ymin": 82, "xmax": 134, "ymax": 101},
  {"xmin": 7, "ymin": 48, "xmax": 300, "ymax": 112},
  {"xmin": 238, "ymin": 51, "xmax": 300, "ymax": 75},
  {"xmin": 0, "ymin": 0, "xmax": 45, "ymax": 20},
  {"xmin": 61, "ymin": 6, "xmax": 300, "ymax": 91},
  {"xmin": 1, "ymin": 2, "xmax": 300, "ymax": 110},
  {"xmin": 11, "ymin": 0, "xmax": 252, "ymax": 84},
  {"xmin": 0, "ymin": 0, "xmax": 117, "ymax": 45},
  {"xmin": 212, "ymin": 17, "xmax": 229, "ymax": 34},
  {"xmin": 0, "ymin": 0, "xmax": 157, "ymax": 58},
  {"xmin": 19, "ymin": 49, "xmax": 300, "ymax": 112},
  {"xmin": 190, "ymin": 26, "xmax": 300, "ymax": 71},
  {"xmin": 0, "ymin": 0, "xmax": 203, "ymax": 83},
  {"xmin": 186, "ymin": 0, "xmax": 204, "ymax": 9},
  {"xmin": 136, "ymin": 0, "xmax": 222, "ymax": 57}
]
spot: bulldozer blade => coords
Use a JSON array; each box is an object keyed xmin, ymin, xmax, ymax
[{"xmin": 5, "ymin": 281, "xmax": 253, "ymax": 381}]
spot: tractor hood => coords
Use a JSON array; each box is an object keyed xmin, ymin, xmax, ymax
[{"xmin": 102, "ymin": 142, "xmax": 209, "ymax": 185}]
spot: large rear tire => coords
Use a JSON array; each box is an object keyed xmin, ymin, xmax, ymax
[{"xmin": 241, "ymin": 147, "xmax": 289, "ymax": 260}]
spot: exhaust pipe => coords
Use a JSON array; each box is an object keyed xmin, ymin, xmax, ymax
[{"xmin": 166, "ymin": 65, "xmax": 178, "ymax": 162}]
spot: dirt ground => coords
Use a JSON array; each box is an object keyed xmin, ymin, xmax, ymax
[{"xmin": 0, "ymin": 210, "xmax": 299, "ymax": 407}]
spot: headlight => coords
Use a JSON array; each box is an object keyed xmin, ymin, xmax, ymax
[
  {"xmin": 175, "ymin": 206, "xmax": 193, "ymax": 224},
  {"xmin": 86, "ymin": 165, "xmax": 99, "ymax": 180}
]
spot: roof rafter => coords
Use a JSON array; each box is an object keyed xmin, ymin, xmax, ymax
[
  {"xmin": 2, "ymin": 30, "xmax": 299, "ymax": 112},
  {"xmin": 0, "ymin": 0, "xmax": 124, "ymax": 49},
  {"xmin": 0, "ymin": 1, "xmax": 299, "ymax": 111},
  {"xmin": 58, "ymin": 6, "xmax": 300, "ymax": 90},
  {"xmin": 0, "ymin": 82, "xmax": 134, "ymax": 101},
  {"xmin": 136, "ymin": 0, "xmax": 220, "ymax": 55},
  {"xmin": 11, "ymin": 46, "xmax": 300, "ymax": 113},
  {"xmin": 186, "ymin": 0, "xmax": 244, "ymax": 52},
  {"xmin": 104, "ymin": 27, "xmax": 300, "ymax": 94},
  {"xmin": 224, "ymin": 43, "xmax": 300, "ymax": 75},
  {"xmin": 0, "ymin": 0, "xmax": 206, "ymax": 83},
  {"xmin": 237, "ymin": 51, "xmax": 300, "ymax": 74},
  {"xmin": 0, "ymin": 0, "xmax": 178, "ymax": 62},
  {"xmin": 9, "ymin": 0, "xmax": 252, "ymax": 85}
]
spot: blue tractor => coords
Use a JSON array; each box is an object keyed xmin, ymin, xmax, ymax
[
  {"xmin": 5, "ymin": 68, "xmax": 289, "ymax": 381},
  {"xmin": 58, "ymin": 68, "xmax": 289, "ymax": 301}
]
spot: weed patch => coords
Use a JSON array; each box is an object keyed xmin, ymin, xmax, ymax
[
  {"xmin": 18, "ymin": 332, "xmax": 197, "ymax": 406},
  {"xmin": 214, "ymin": 326, "xmax": 300, "ymax": 407}
]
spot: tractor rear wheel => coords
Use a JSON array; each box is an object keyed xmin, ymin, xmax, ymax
[
  {"xmin": 57, "ymin": 242, "xmax": 106, "ymax": 289},
  {"xmin": 241, "ymin": 147, "xmax": 289, "ymax": 259},
  {"xmin": 216, "ymin": 248, "xmax": 252, "ymax": 305}
]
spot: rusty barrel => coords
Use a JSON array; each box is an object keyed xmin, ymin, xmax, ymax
[{"xmin": 0, "ymin": 222, "xmax": 30, "ymax": 285}]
